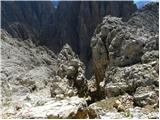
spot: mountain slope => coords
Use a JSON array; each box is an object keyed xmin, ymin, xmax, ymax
[
  {"xmin": 1, "ymin": 29, "xmax": 89, "ymax": 118},
  {"xmin": 128, "ymin": 2, "xmax": 159, "ymax": 33}
]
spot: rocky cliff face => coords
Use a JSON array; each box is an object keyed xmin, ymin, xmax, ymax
[
  {"xmin": 128, "ymin": 2, "xmax": 159, "ymax": 34},
  {"xmin": 1, "ymin": 1, "xmax": 137, "ymax": 78},
  {"xmin": 1, "ymin": 1, "xmax": 55, "ymax": 41},
  {"xmin": 91, "ymin": 2, "xmax": 158, "ymax": 85},
  {"xmin": 90, "ymin": 2, "xmax": 159, "ymax": 118},
  {"xmin": 44, "ymin": 1, "xmax": 136, "ymax": 53},
  {"xmin": 41, "ymin": 1, "xmax": 137, "ymax": 77}
]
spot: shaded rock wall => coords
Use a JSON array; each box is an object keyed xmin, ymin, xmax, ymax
[
  {"xmin": 1, "ymin": 1, "xmax": 55, "ymax": 41},
  {"xmin": 41, "ymin": 1, "xmax": 137, "ymax": 78},
  {"xmin": 1, "ymin": 1, "xmax": 137, "ymax": 78}
]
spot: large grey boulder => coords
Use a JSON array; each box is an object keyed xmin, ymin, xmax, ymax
[
  {"xmin": 89, "ymin": 93, "xmax": 159, "ymax": 119},
  {"xmin": 102, "ymin": 61, "xmax": 158, "ymax": 97},
  {"xmin": 141, "ymin": 50, "xmax": 159, "ymax": 63},
  {"xmin": 133, "ymin": 86, "xmax": 159, "ymax": 107},
  {"xmin": 16, "ymin": 96, "xmax": 98, "ymax": 119}
]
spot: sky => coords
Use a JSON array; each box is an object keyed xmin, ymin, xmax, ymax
[
  {"xmin": 134, "ymin": 0, "xmax": 159, "ymax": 3},
  {"xmin": 52, "ymin": 0, "xmax": 159, "ymax": 9}
]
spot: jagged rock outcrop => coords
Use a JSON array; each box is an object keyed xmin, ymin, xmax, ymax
[
  {"xmin": 133, "ymin": 86, "xmax": 158, "ymax": 107},
  {"xmin": 91, "ymin": 2, "xmax": 159, "ymax": 110},
  {"xmin": 91, "ymin": 2, "xmax": 158, "ymax": 89},
  {"xmin": 50, "ymin": 44, "xmax": 88, "ymax": 98}
]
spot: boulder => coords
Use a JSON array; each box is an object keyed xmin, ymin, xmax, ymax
[
  {"xmin": 50, "ymin": 76, "xmax": 77, "ymax": 98},
  {"xmin": 141, "ymin": 50, "xmax": 159, "ymax": 63},
  {"xmin": 16, "ymin": 96, "xmax": 98, "ymax": 119},
  {"xmin": 133, "ymin": 86, "xmax": 158, "ymax": 107},
  {"xmin": 102, "ymin": 61, "xmax": 158, "ymax": 98}
]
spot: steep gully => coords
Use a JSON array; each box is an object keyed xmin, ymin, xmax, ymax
[
  {"xmin": 1, "ymin": 1, "xmax": 137, "ymax": 78},
  {"xmin": 1, "ymin": 2, "xmax": 159, "ymax": 118}
]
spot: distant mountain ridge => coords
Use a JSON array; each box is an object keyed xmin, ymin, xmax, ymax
[
  {"xmin": 135, "ymin": 1, "xmax": 151, "ymax": 8},
  {"xmin": 134, "ymin": 0, "xmax": 159, "ymax": 8}
]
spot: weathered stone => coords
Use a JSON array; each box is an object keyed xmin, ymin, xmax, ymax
[
  {"xmin": 113, "ymin": 100, "xmax": 121, "ymax": 108},
  {"xmin": 17, "ymin": 96, "xmax": 98, "ymax": 119},
  {"xmin": 102, "ymin": 61, "xmax": 159, "ymax": 98},
  {"xmin": 128, "ymin": 2, "xmax": 159, "ymax": 34},
  {"xmin": 133, "ymin": 86, "xmax": 158, "ymax": 107},
  {"xmin": 104, "ymin": 82, "xmax": 128, "ymax": 97},
  {"xmin": 91, "ymin": 3, "xmax": 159, "ymax": 94},
  {"xmin": 117, "ymin": 104, "xmax": 125, "ymax": 112},
  {"xmin": 141, "ymin": 50, "xmax": 159, "ymax": 63},
  {"xmin": 50, "ymin": 76, "xmax": 77, "ymax": 98},
  {"xmin": 51, "ymin": 44, "xmax": 88, "ymax": 98}
]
